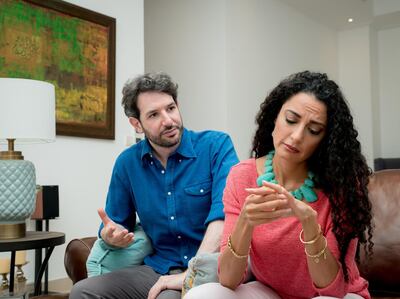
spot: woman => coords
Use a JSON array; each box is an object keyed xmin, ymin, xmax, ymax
[{"xmin": 185, "ymin": 71, "xmax": 373, "ymax": 299}]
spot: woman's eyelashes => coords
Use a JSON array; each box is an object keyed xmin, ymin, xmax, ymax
[
  {"xmin": 285, "ymin": 118, "xmax": 296, "ymax": 124},
  {"xmin": 285, "ymin": 118, "xmax": 323, "ymax": 135},
  {"xmin": 308, "ymin": 128, "xmax": 322, "ymax": 135}
]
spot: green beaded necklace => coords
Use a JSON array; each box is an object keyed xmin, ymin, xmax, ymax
[{"xmin": 256, "ymin": 150, "xmax": 318, "ymax": 203}]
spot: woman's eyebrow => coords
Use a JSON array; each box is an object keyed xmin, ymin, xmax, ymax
[{"xmin": 286, "ymin": 109, "xmax": 326, "ymax": 127}]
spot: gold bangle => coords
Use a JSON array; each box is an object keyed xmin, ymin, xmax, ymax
[
  {"xmin": 227, "ymin": 235, "xmax": 249, "ymax": 259},
  {"xmin": 299, "ymin": 224, "xmax": 322, "ymax": 244},
  {"xmin": 304, "ymin": 236, "xmax": 328, "ymax": 263}
]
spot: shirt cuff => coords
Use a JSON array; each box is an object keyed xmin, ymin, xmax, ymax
[
  {"xmin": 313, "ymin": 263, "xmax": 347, "ymax": 297},
  {"xmin": 204, "ymin": 201, "xmax": 225, "ymax": 225}
]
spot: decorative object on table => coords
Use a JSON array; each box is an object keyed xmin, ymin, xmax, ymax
[
  {"xmin": 0, "ymin": 78, "xmax": 55, "ymax": 239},
  {"xmin": 15, "ymin": 251, "xmax": 27, "ymax": 282},
  {"xmin": 0, "ymin": 231, "xmax": 65, "ymax": 296},
  {"xmin": 0, "ymin": 258, "xmax": 10, "ymax": 290},
  {"xmin": 0, "ymin": 0, "xmax": 116, "ymax": 140},
  {"xmin": 1, "ymin": 273, "xmax": 8, "ymax": 290},
  {"xmin": 31, "ymin": 186, "xmax": 60, "ymax": 220}
]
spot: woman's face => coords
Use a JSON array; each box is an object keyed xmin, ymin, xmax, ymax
[{"xmin": 272, "ymin": 92, "xmax": 327, "ymax": 164}]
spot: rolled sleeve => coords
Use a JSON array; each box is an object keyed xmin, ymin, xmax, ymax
[
  {"xmin": 99, "ymin": 156, "xmax": 137, "ymax": 237},
  {"xmin": 205, "ymin": 133, "xmax": 239, "ymax": 225}
]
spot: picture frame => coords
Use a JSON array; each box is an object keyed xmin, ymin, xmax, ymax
[{"xmin": 0, "ymin": 0, "xmax": 116, "ymax": 139}]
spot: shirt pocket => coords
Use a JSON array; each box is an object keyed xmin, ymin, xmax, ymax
[{"xmin": 184, "ymin": 180, "xmax": 212, "ymax": 227}]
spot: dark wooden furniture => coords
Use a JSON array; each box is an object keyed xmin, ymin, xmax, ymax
[{"xmin": 0, "ymin": 231, "xmax": 65, "ymax": 296}]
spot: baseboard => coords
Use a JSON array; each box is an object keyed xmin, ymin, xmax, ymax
[{"xmin": 25, "ymin": 277, "xmax": 73, "ymax": 294}]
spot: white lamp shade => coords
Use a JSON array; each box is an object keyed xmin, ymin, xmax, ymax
[{"xmin": 0, "ymin": 78, "xmax": 56, "ymax": 144}]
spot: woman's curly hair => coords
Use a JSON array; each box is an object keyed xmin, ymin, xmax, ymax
[{"xmin": 252, "ymin": 71, "xmax": 373, "ymax": 280}]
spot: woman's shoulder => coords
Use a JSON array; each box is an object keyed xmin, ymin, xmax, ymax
[
  {"xmin": 230, "ymin": 158, "xmax": 256, "ymax": 172},
  {"xmin": 228, "ymin": 158, "xmax": 257, "ymax": 182}
]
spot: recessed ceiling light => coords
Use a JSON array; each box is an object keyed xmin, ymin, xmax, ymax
[{"xmin": 348, "ymin": 18, "xmax": 354, "ymax": 23}]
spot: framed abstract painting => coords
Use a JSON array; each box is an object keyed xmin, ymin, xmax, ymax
[{"xmin": 0, "ymin": 0, "xmax": 116, "ymax": 139}]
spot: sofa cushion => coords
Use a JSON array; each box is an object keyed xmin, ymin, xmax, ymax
[{"xmin": 86, "ymin": 224, "xmax": 153, "ymax": 277}]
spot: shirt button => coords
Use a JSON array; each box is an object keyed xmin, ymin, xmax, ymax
[
  {"xmin": 184, "ymin": 255, "xmax": 188, "ymax": 260},
  {"xmin": 177, "ymin": 235, "xmax": 182, "ymax": 239},
  {"xmin": 150, "ymin": 161, "xmax": 154, "ymax": 165},
  {"xmin": 200, "ymin": 189, "xmax": 204, "ymax": 193},
  {"xmin": 167, "ymin": 191, "xmax": 171, "ymax": 196},
  {"xmin": 170, "ymin": 216, "xmax": 175, "ymax": 220},
  {"xmin": 161, "ymin": 170, "xmax": 165, "ymax": 174},
  {"xmin": 179, "ymin": 159, "xmax": 182, "ymax": 163}
]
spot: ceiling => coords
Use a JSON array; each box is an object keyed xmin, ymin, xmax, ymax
[{"xmin": 281, "ymin": 0, "xmax": 374, "ymax": 31}]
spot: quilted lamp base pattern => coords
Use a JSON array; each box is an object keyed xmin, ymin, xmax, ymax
[{"xmin": 0, "ymin": 160, "xmax": 36, "ymax": 239}]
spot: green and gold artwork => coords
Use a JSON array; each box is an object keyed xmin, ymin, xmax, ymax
[{"xmin": 0, "ymin": 0, "xmax": 115, "ymax": 138}]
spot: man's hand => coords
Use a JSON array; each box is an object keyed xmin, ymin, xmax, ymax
[
  {"xmin": 147, "ymin": 271, "xmax": 186, "ymax": 299},
  {"xmin": 98, "ymin": 208, "xmax": 134, "ymax": 248}
]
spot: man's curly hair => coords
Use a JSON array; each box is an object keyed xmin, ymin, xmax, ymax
[{"xmin": 252, "ymin": 71, "xmax": 373, "ymax": 280}]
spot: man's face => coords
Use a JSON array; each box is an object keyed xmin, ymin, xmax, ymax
[{"xmin": 130, "ymin": 91, "xmax": 183, "ymax": 148}]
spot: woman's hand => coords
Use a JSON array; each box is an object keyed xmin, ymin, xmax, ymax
[
  {"xmin": 261, "ymin": 181, "xmax": 317, "ymax": 224},
  {"xmin": 242, "ymin": 185, "xmax": 291, "ymax": 227}
]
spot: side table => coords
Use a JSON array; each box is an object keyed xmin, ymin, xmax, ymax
[{"xmin": 0, "ymin": 231, "xmax": 65, "ymax": 296}]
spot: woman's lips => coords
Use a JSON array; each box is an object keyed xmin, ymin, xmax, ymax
[{"xmin": 284, "ymin": 143, "xmax": 299, "ymax": 153}]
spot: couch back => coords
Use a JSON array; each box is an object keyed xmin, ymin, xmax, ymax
[
  {"xmin": 358, "ymin": 169, "xmax": 400, "ymax": 297},
  {"xmin": 374, "ymin": 158, "xmax": 400, "ymax": 171}
]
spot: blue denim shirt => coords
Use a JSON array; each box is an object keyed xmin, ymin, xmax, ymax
[{"xmin": 102, "ymin": 128, "xmax": 239, "ymax": 274}]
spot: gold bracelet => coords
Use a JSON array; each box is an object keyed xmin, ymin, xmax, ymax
[
  {"xmin": 304, "ymin": 236, "xmax": 327, "ymax": 263},
  {"xmin": 227, "ymin": 235, "xmax": 249, "ymax": 259},
  {"xmin": 299, "ymin": 224, "xmax": 322, "ymax": 244}
]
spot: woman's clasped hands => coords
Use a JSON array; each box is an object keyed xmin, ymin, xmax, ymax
[{"xmin": 243, "ymin": 181, "xmax": 317, "ymax": 227}]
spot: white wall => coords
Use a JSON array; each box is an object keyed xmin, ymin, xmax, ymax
[
  {"xmin": 225, "ymin": 0, "xmax": 337, "ymax": 159},
  {"xmin": 338, "ymin": 26, "xmax": 374, "ymax": 168},
  {"xmin": 145, "ymin": 0, "xmax": 337, "ymax": 160},
  {"xmin": 378, "ymin": 26, "xmax": 400, "ymax": 157},
  {"xmin": 145, "ymin": 0, "xmax": 228, "ymax": 132},
  {"xmin": 10, "ymin": 0, "xmax": 144, "ymax": 283},
  {"xmin": 369, "ymin": 26, "xmax": 381, "ymax": 159}
]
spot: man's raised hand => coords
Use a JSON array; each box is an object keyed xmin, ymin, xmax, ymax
[{"xmin": 98, "ymin": 208, "xmax": 134, "ymax": 248}]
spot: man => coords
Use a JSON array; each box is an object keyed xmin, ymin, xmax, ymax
[{"xmin": 70, "ymin": 72, "xmax": 239, "ymax": 299}]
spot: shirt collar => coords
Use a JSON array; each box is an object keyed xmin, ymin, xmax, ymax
[
  {"xmin": 176, "ymin": 128, "xmax": 197, "ymax": 159},
  {"xmin": 140, "ymin": 128, "xmax": 197, "ymax": 162}
]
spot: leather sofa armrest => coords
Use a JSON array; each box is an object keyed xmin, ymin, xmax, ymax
[{"xmin": 64, "ymin": 237, "xmax": 97, "ymax": 284}]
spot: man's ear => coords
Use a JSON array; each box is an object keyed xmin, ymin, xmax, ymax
[{"xmin": 129, "ymin": 117, "xmax": 143, "ymax": 134}]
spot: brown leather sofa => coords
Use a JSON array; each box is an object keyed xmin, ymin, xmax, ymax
[
  {"xmin": 358, "ymin": 169, "xmax": 400, "ymax": 298},
  {"xmin": 32, "ymin": 169, "xmax": 400, "ymax": 299}
]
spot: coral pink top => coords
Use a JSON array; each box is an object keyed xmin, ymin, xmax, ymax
[{"xmin": 220, "ymin": 159, "xmax": 370, "ymax": 299}]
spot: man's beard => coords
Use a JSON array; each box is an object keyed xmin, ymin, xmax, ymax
[{"xmin": 143, "ymin": 125, "xmax": 183, "ymax": 148}]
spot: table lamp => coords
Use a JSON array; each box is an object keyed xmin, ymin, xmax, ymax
[{"xmin": 0, "ymin": 78, "xmax": 55, "ymax": 239}]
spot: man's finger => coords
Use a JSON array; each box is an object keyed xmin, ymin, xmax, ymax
[
  {"xmin": 147, "ymin": 280, "xmax": 163, "ymax": 299},
  {"xmin": 97, "ymin": 208, "xmax": 111, "ymax": 225}
]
